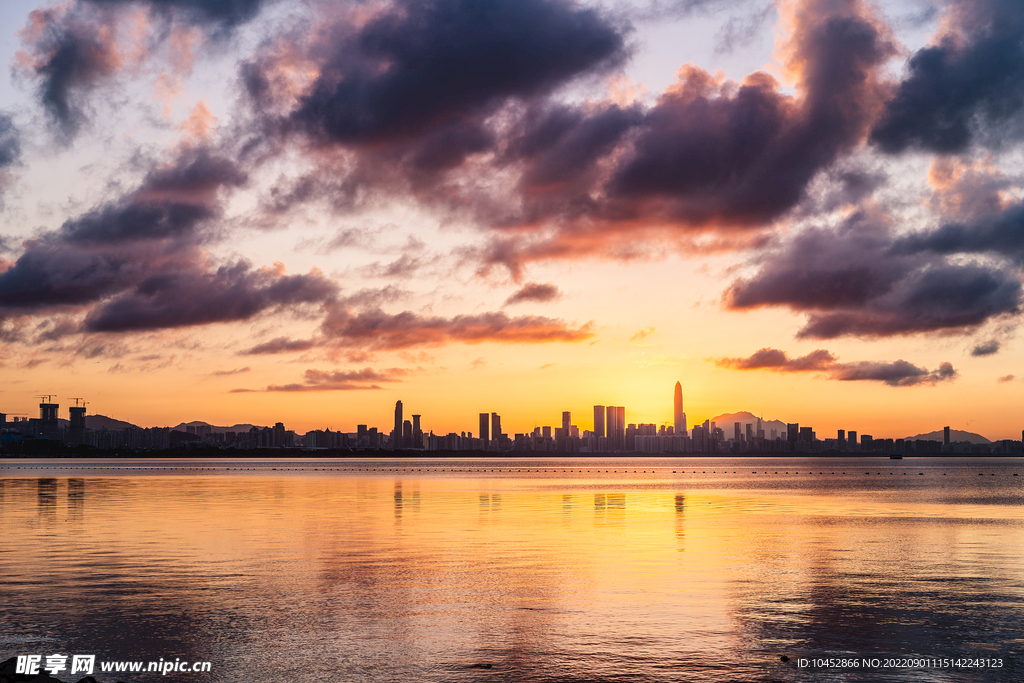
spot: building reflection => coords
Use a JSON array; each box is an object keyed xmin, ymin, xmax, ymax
[
  {"xmin": 67, "ymin": 478, "xmax": 85, "ymax": 521},
  {"xmin": 37, "ymin": 478, "xmax": 58, "ymax": 518},
  {"xmin": 674, "ymin": 494, "xmax": 685, "ymax": 551}
]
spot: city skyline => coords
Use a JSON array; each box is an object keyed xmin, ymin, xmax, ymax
[
  {"xmin": 3, "ymin": 380, "xmax": 1014, "ymax": 449},
  {"xmin": 1, "ymin": 0, "xmax": 1023, "ymax": 440}
]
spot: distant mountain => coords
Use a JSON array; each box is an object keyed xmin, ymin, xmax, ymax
[
  {"xmin": 169, "ymin": 421, "xmax": 260, "ymax": 433},
  {"xmin": 904, "ymin": 429, "xmax": 991, "ymax": 444},
  {"xmin": 57, "ymin": 414, "xmax": 138, "ymax": 430},
  {"xmin": 706, "ymin": 411, "xmax": 788, "ymax": 437}
]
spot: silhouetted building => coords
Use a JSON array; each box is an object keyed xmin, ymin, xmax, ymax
[
  {"xmin": 403, "ymin": 420, "xmax": 412, "ymax": 448},
  {"xmin": 479, "ymin": 413, "xmax": 490, "ymax": 443},
  {"xmin": 491, "ymin": 413, "xmax": 502, "ymax": 440},
  {"xmin": 412, "ymin": 414, "xmax": 422, "ymax": 448},
  {"xmin": 787, "ymin": 423, "xmax": 799, "ymax": 450},
  {"xmin": 594, "ymin": 405, "xmax": 605, "ymax": 438},
  {"xmin": 562, "ymin": 411, "xmax": 570, "ymax": 430},
  {"xmin": 673, "ymin": 382, "xmax": 686, "ymax": 435},
  {"xmin": 837, "ymin": 429, "xmax": 845, "ymax": 449},
  {"xmin": 944, "ymin": 426, "xmax": 950, "ymax": 447},
  {"xmin": 68, "ymin": 406, "xmax": 87, "ymax": 446},
  {"xmin": 38, "ymin": 402, "xmax": 61, "ymax": 441},
  {"xmin": 848, "ymin": 430, "xmax": 857, "ymax": 450},
  {"xmin": 394, "ymin": 401, "xmax": 403, "ymax": 448}
]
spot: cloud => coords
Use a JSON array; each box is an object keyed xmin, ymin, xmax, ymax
[
  {"xmin": 971, "ymin": 339, "xmax": 1000, "ymax": 356},
  {"xmin": 504, "ymin": 282, "xmax": 562, "ymax": 306},
  {"xmin": 714, "ymin": 347, "xmax": 958, "ymax": 386},
  {"xmin": 0, "ymin": 114, "xmax": 20, "ymax": 204},
  {"xmin": 235, "ymin": 367, "xmax": 407, "ymax": 392},
  {"xmin": 240, "ymin": 336, "xmax": 316, "ymax": 355},
  {"xmin": 724, "ymin": 211, "xmax": 1022, "ymax": 338},
  {"xmin": 0, "ymin": 144, "xmax": 322, "ymax": 337},
  {"xmin": 871, "ymin": 0, "xmax": 1024, "ymax": 153},
  {"xmin": 715, "ymin": 347, "xmax": 836, "ymax": 371},
  {"xmin": 17, "ymin": 0, "xmax": 276, "ymax": 136},
  {"xmin": 83, "ymin": 262, "xmax": 337, "ymax": 332},
  {"xmin": 997, "ymin": 374, "xmax": 1015, "ymax": 383},
  {"xmin": 275, "ymin": 0, "xmax": 627, "ymax": 148},
  {"xmin": 320, "ymin": 305, "xmax": 594, "ymax": 350},
  {"xmin": 212, "ymin": 366, "xmax": 250, "ymax": 375},
  {"xmin": 630, "ymin": 326, "xmax": 656, "ymax": 342}
]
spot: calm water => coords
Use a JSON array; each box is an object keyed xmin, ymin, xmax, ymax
[{"xmin": 1, "ymin": 457, "xmax": 1022, "ymax": 682}]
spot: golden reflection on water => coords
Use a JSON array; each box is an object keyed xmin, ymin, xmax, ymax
[{"xmin": 0, "ymin": 459, "xmax": 1022, "ymax": 682}]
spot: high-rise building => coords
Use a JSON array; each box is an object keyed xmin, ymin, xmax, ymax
[
  {"xmin": 403, "ymin": 420, "xmax": 412, "ymax": 448},
  {"xmin": 38, "ymin": 401, "xmax": 60, "ymax": 441},
  {"xmin": 394, "ymin": 401, "xmax": 403, "ymax": 448},
  {"xmin": 479, "ymin": 413, "xmax": 490, "ymax": 442},
  {"xmin": 837, "ymin": 429, "xmax": 845, "ymax": 448},
  {"xmin": 607, "ymin": 406, "xmax": 616, "ymax": 448},
  {"xmin": 615, "ymin": 406, "xmax": 625, "ymax": 450},
  {"xmin": 593, "ymin": 405, "xmax": 605, "ymax": 438},
  {"xmin": 943, "ymin": 426, "xmax": 950, "ymax": 447},
  {"xmin": 734, "ymin": 422, "xmax": 741, "ymax": 441},
  {"xmin": 491, "ymin": 413, "xmax": 502, "ymax": 440},
  {"xmin": 848, "ymin": 431, "xmax": 857, "ymax": 450},
  {"xmin": 673, "ymin": 382, "xmax": 686, "ymax": 435},
  {"xmin": 787, "ymin": 423, "xmax": 799, "ymax": 450},
  {"xmin": 68, "ymin": 405, "xmax": 86, "ymax": 446},
  {"xmin": 412, "ymin": 415, "xmax": 422, "ymax": 448},
  {"xmin": 562, "ymin": 411, "xmax": 570, "ymax": 430}
]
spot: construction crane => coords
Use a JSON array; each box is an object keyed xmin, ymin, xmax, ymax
[
  {"xmin": 35, "ymin": 394, "xmax": 55, "ymax": 403},
  {"xmin": 68, "ymin": 398, "xmax": 89, "ymax": 408}
]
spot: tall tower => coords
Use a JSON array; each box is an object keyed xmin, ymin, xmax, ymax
[
  {"xmin": 479, "ymin": 413, "xmax": 490, "ymax": 442},
  {"xmin": 491, "ymin": 413, "xmax": 502, "ymax": 440},
  {"xmin": 673, "ymin": 382, "xmax": 686, "ymax": 435},
  {"xmin": 593, "ymin": 405, "xmax": 605, "ymax": 438},
  {"xmin": 562, "ymin": 411, "xmax": 570, "ymax": 430},
  {"xmin": 394, "ymin": 400, "xmax": 403, "ymax": 448}
]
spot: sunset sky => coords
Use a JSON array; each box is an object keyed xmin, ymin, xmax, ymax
[{"xmin": 0, "ymin": 0, "xmax": 1022, "ymax": 439}]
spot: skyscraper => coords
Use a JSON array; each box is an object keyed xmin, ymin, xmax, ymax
[
  {"xmin": 491, "ymin": 413, "xmax": 502, "ymax": 440},
  {"xmin": 673, "ymin": 382, "xmax": 686, "ymax": 435},
  {"xmin": 615, "ymin": 406, "xmax": 625, "ymax": 450},
  {"xmin": 562, "ymin": 411, "xmax": 570, "ymax": 430},
  {"xmin": 594, "ymin": 405, "xmax": 605, "ymax": 438},
  {"xmin": 394, "ymin": 400, "xmax": 403, "ymax": 449},
  {"xmin": 479, "ymin": 413, "xmax": 490, "ymax": 442}
]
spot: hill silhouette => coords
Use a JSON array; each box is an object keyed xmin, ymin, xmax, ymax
[
  {"xmin": 904, "ymin": 429, "xmax": 991, "ymax": 444},
  {"xmin": 706, "ymin": 411, "xmax": 788, "ymax": 437}
]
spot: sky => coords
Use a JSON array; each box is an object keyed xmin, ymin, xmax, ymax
[{"xmin": 0, "ymin": 0, "xmax": 1022, "ymax": 439}]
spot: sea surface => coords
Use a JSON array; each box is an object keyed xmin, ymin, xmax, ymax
[{"xmin": 1, "ymin": 456, "xmax": 1022, "ymax": 682}]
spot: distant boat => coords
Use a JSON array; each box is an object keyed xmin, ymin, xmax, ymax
[{"xmin": 890, "ymin": 455, "xmax": 903, "ymax": 459}]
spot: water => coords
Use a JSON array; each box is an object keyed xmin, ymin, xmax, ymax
[{"xmin": 1, "ymin": 457, "xmax": 1022, "ymax": 682}]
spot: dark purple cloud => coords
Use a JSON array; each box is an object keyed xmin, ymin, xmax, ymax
[
  {"xmin": 724, "ymin": 211, "xmax": 1022, "ymax": 338},
  {"xmin": 715, "ymin": 347, "xmax": 958, "ymax": 386},
  {"xmin": 504, "ymin": 282, "xmax": 562, "ymax": 306},
  {"xmin": 871, "ymin": 0, "xmax": 1024, "ymax": 153},
  {"xmin": 971, "ymin": 339, "xmax": 1000, "ymax": 356},
  {"xmin": 320, "ymin": 305, "xmax": 594, "ymax": 350},
  {"xmin": 278, "ymin": 0, "xmax": 626, "ymax": 147},
  {"xmin": 241, "ymin": 336, "xmax": 316, "ymax": 355},
  {"xmin": 0, "ymin": 146, "xmax": 248, "ymax": 314},
  {"xmin": 234, "ymin": 367, "xmax": 407, "ymax": 392},
  {"xmin": 830, "ymin": 359, "xmax": 957, "ymax": 386},
  {"xmin": 83, "ymin": 262, "xmax": 337, "ymax": 332}
]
